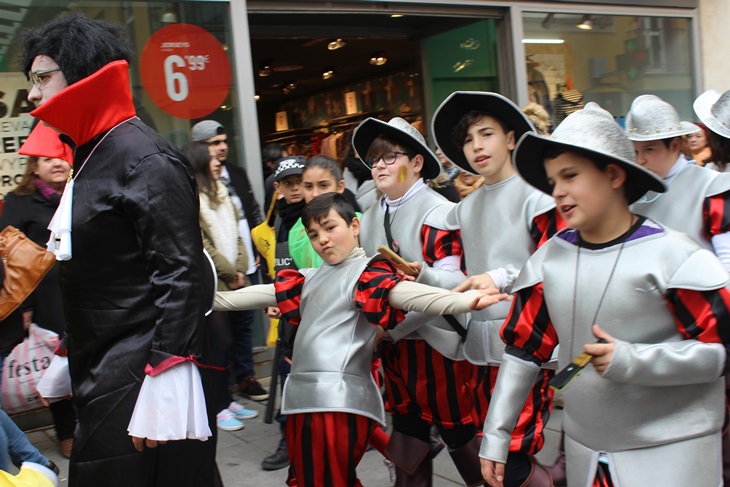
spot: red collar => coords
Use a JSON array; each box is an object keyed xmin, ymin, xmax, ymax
[
  {"xmin": 30, "ymin": 60, "xmax": 136, "ymax": 147},
  {"xmin": 19, "ymin": 122, "xmax": 75, "ymax": 166}
]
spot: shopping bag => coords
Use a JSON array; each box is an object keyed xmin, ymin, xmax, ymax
[
  {"xmin": 251, "ymin": 194, "xmax": 277, "ymax": 280},
  {"xmin": 266, "ymin": 318, "xmax": 279, "ymax": 348},
  {"xmin": 1, "ymin": 324, "xmax": 59, "ymax": 413}
]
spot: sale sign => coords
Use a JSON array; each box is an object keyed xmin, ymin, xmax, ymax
[
  {"xmin": 0, "ymin": 73, "xmax": 34, "ymax": 208},
  {"xmin": 140, "ymin": 24, "xmax": 232, "ymax": 119}
]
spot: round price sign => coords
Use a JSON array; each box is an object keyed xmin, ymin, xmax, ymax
[{"xmin": 140, "ymin": 24, "xmax": 231, "ymax": 119}]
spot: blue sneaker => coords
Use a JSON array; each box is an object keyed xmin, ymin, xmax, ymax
[
  {"xmin": 228, "ymin": 401, "xmax": 259, "ymax": 420},
  {"xmin": 217, "ymin": 409, "xmax": 244, "ymax": 431}
]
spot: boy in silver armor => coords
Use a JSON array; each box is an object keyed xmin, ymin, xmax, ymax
[
  {"xmin": 214, "ymin": 193, "xmax": 507, "ymax": 487},
  {"xmin": 480, "ymin": 102, "xmax": 730, "ymax": 487}
]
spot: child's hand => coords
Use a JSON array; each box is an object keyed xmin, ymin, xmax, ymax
[
  {"xmin": 452, "ymin": 273, "xmax": 497, "ymax": 292},
  {"xmin": 267, "ymin": 307, "xmax": 282, "ymax": 319},
  {"xmin": 396, "ymin": 261, "xmax": 420, "ymax": 281},
  {"xmin": 584, "ymin": 324, "xmax": 616, "ymax": 375},
  {"xmin": 469, "ymin": 288, "xmax": 510, "ymax": 310}
]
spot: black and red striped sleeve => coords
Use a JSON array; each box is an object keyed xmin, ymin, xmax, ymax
[
  {"xmin": 274, "ymin": 269, "xmax": 306, "ymax": 326},
  {"xmin": 703, "ymin": 191, "xmax": 730, "ymax": 240},
  {"xmin": 665, "ymin": 287, "xmax": 730, "ymax": 372},
  {"xmin": 530, "ymin": 209, "xmax": 566, "ymax": 249},
  {"xmin": 421, "ymin": 225, "xmax": 466, "ymax": 272},
  {"xmin": 500, "ymin": 282, "xmax": 559, "ymax": 365},
  {"xmin": 355, "ymin": 260, "xmax": 406, "ymax": 330}
]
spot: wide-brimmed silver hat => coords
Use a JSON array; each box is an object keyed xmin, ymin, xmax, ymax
[
  {"xmin": 431, "ymin": 91, "xmax": 534, "ymax": 174},
  {"xmin": 352, "ymin": 117, "xmax": 441, "ymax": 180},
  {"xmin": 514, "ymin": 102, "xmax": 665, "ymax": 204},
  {"xmin": 694, "ymin": 89, "xmax": 730, "ymax": 139},
  {"xmin": 625, "ymin": 94, "xmax": 699, "ymax": 141}
]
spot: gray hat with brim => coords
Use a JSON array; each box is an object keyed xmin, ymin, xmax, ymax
[
  {"xmin": 514, "ymin": 102, "xmax": 665, "ymax": 204},
  {"xmin": 352, "ymin": 117, "xmax": 441, "ymax": 180},
  {"xmin": 694, "ymin": 89, "xmax": 730, "ymax": 139},
  {"xmin": 191, "ymin": 120, "xmax": 225, "ymax": 141},
  {"xmin": 625, "ymin": 94, "xmax": 699, "ymax": 141},
  {"xmin": 432, "ymin": 91, "xmax": 534, "ymax": 174}
]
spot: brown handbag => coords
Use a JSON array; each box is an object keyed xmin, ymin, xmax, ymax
[{"xmin": 0, "ymin": 226, "xmax": 57, "ymax": 321}]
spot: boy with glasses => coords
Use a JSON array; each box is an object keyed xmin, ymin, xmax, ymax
[{"xmin": 355, "ymin": 117, "xmax": 485, "ymax": 486}]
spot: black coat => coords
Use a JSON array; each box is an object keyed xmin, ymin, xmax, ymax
[
  {"xmin": 223, "ymin": 162, "xmax": 263, "ymax": 228},
  {"xmin": 0, "ymin": 190, "xmax": 66, "ymax": 335},
  {"xmin": 62, "ymin": 118, "xmax": 217, "ymax": 485}
]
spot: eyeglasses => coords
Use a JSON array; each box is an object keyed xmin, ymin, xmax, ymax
[
  {"xmin": 29, "ymin": 68, "xmax": 62, "ymax": 88},
  {"xmin": 364, "ymin": 151, "xmax": 409, "ymax": 169}
]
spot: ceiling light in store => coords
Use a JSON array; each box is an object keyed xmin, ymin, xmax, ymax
[
  {"xmin": 390, "ymin": 14, "xmax": 404, "ymax": 18},
  {"xmin": 254, "ymin": 94, "xmax": 260, "ymax": 101},
  {"xmin": 460, "ymin": 37, "xmax": 481, "ymax": 50},
  {"xmin": 322, "ymin": 68, "xmax": 335, "ymax": 80},
  {"xmin": 541, "ymin": 13, "xmax": 556, "ymax": 30},
  {"xmin": 452, "ymin": 59, "xmax": 474, "ymax": 73},
  {"xmin": 577, "ymin": 15, "xmax": 593, "ymax": 30},
  {"xmin": 369, "ymin": 52, "xmax": 388, "ymax": 66},
  {"xmin": 328, "ymin": 39, "xmax": 346, "ymax": 50},
  {"xmin": 258, "ymin": 61, "xmax": 272, "ymax": 77},
  {"xmin": 522, "ymin": 39, "xmax": 565, "ymax": 44},
  {"xmin": 282, "ymin": 82, "xmax": 297, "ymax": 95}
]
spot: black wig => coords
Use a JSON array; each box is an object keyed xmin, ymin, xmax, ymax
[{"xmin": 21, "ymin": 12, "xmax": 134, "ymax": 85}]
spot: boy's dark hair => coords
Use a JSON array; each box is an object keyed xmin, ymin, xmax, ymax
[
  {"xmin": 21, "ymin": 12, "xmax": 134, "ymax": 85},
  {"xmin": 183, "ymin": 141, "xmax": 220, "ymax": 206},
  {"xmin": 365, "ymin": 135, "xmax": 417, "ymax": 165},
  {"xmin": 451, "ymin": 110, "xmax": 511, "ymax": 147},
  {"xmin": 262, "ymin": 143, "xmax": 285, "ymax": 164},
  {"xmin": 302, "ymin": 193, "xmax": 356, "ymax": 230},
  {"xmin": 305, "ymin": 155, "xmax": 343, "ymax": 182},
  {"xmin": 542, "ymin": 146, "xmax": 635, "ymax": 202},
  {"xmin": 658, "ymin": 136, "xmax": 681, "ymax": 149}
]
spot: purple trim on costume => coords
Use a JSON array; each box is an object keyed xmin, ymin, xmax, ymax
[
  {"xmin": 625, "ymin": 219, "xmax": 664, "ymax": 243},
  {"xmin": 558, "ymin": 228, "xmax": 580, "ymax": 244},
  {"xmin": 557, "ymin": 219, "xmax": 664, "ymax": 246}
]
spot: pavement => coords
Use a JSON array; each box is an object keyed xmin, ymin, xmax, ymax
[{"xmin": 20, "ymin": 387, "xmax": 563, "ymax": 487}]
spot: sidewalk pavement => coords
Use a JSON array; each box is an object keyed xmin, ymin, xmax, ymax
[{"xmin": 22, "ymin": 393, "xmax": 563, "ymax": 487}]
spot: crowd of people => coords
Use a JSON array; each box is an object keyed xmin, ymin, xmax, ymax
[{"xmin": 2, "ymin": 10, "xmax": 730, "ymax": 487}]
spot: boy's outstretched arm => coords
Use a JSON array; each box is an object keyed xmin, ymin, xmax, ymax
[
  {"xmin": 387, "ymin": 281, "xmax": 508, "ymax": 315},
  {"xmin": 214, "ymin": 284, "xmax": 278, "ymax": 311}
]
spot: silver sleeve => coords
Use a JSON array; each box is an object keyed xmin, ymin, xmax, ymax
[
  {"xmin": 479, "ymin": 353, "xmax": 541, "ymax": 462},
  {"xmin": 603, "ymin": 339, "xmax": 726, "ymax": 386}
]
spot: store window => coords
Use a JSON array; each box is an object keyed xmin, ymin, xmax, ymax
[
  {"xmin": 521, "ymin": 11, "xmax": 694, "ymax": 128},
  {"xmin": 1, "ymin": 1, "xmax": 242, "ymax": 201}
]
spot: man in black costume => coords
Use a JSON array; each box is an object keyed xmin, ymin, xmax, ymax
[{"xmin": 22, "ymin": 12, "xmax": 218, "ymax": 487}]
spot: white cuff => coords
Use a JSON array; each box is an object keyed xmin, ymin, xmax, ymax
[{"xmin": 127, "ymin": 362, "xmax": 211, "ymax": 441}]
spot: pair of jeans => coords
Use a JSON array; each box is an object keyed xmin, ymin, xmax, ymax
[
  {"xmin": 0, "ymin": 408, "xmax": 49, "ymax": 472},
  {"xmin": 230, "ymin": 271, "xmax": 260, "ymax": 382}
]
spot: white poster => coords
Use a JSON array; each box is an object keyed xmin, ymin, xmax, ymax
[{"xmin": 0, "ymin": 73, "xmax": 35, "ymax": 204}]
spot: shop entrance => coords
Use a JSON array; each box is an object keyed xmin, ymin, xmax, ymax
[{"xmin": 247, "ymin": 8, "xmax": 506, "ymax": 163}]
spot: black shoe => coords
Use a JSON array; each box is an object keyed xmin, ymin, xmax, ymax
[
  {"xmin": 46, "ymin": 460, "xmax": 61, "ymax": 476},
  {"xmin": 262, "ymin": 444, "xmax": 289, "ymax": 471},
  {"xmin": 239, "ymin": 377, "xmax": 270, "ymax": 401}
]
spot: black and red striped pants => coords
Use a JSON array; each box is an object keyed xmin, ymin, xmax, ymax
[
  {"xmin": 381, "ymin": 339, "xmax": 475, "ymax": 430},
  {"xmin": 285, "ymin": 412, "xmax": 374, "ymax": 487}
]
